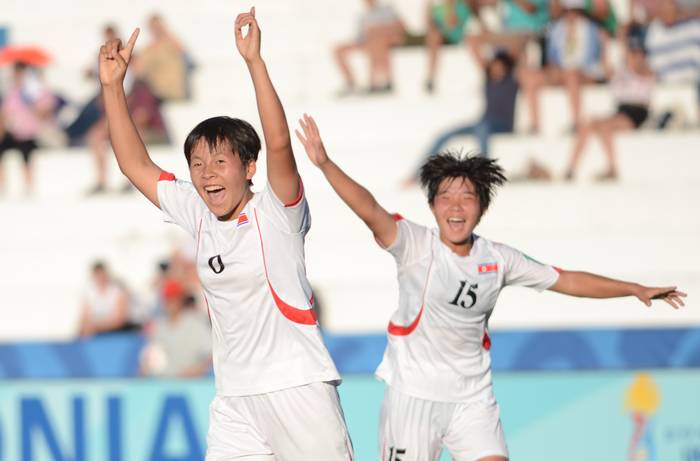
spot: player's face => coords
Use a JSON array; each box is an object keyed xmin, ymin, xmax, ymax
[
  {"xmin": 189, "ymin": 140, "xmax": 256, "ymax": 221},
  {"xmin": 430, "ymin": 177, "xmax": 482, "ymax": 253}
]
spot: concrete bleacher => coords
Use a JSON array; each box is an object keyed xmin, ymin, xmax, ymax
[{"xmin": 1, "ymin": 0, "xmax": 698, "ymax": 340}]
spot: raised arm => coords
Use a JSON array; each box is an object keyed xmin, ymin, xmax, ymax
[
  {"xmin": 100, "ymin": 29, "xmax": 163, "ymax": 207},
  {"xmin": 550, "ymin": 270, "xmax": 687, "ymax": 309},
  {"xmin": 235, "ymin": 8, "xmax": 299, "ymax": 203},
  {"xmin": 296, "ymin": 114, "xmax": 397, "ymax": 247}
]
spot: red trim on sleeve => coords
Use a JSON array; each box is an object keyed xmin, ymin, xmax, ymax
[
  {"xmin": 554, "ymin": 266, "xmax": 563, "ymax": 274},
  {"xmin": 158, "ymin": 171, "xmax": 176, "ymax": 181},
  {"xmin": 392, "ymin": 213, "xmax": 404, "ymax": 222},
  {"xmin": 284, "ymin": 178, "xmax": 304, "ymax": 208}
]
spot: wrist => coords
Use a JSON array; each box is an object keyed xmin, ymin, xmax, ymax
[
  {"xmin": 101, "ymin": 82, "xmax": 126, "ymax": 96},
  {"xmin": 630, "ymin": 283, "xmax": 644, "ymax": 297},
  {"xmin": 318, "ymin": 157, "xmax": 334, "ymax": 171},
  {"xmin": 245, "ymin": 56, "xmax": 265, "ymax": 69}
]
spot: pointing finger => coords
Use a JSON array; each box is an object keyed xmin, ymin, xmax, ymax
[{"xmin": 124, "ymin": 28, "xmax": 140, "ymax": 55}]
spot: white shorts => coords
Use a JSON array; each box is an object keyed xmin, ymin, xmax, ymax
[
  {"xmin": 206, "ymin": 382, "xmax": 354, "ymax": 461},
  {"xmin": 379, "ymin": 386, "xmax": 508, "ymax": 461}
]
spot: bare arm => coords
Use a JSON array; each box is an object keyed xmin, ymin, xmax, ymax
[
  {"xmin": 550, "ymin": 270, "xmax": 686, "ymax": 309},
  {"xmin": 235, "ymin": 8, "xmax": 299, "ymax": 203},
  {"xmin": 100, "ymin": 29, "xmax": 163, "ymax": 207},
  {"xmin": 295, "ymin": 114, "xmax": 397, "ymax": 247}
]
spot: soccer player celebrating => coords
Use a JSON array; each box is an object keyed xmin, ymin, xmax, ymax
[
  {"xmin": 99, "ymin": 10, "xmax": 353, "ymax": 461},
  {"xmin": 295, "ymin": 114, "xmax": 685, "ymax": 461}
]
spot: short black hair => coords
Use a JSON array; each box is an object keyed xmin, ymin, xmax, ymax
[
  {"xmin": 184, "ymin": 116, "xmax": 261, "ymax": 167},
  {"xmin": 419, "ymin": 151, "xmax": 507, "ymax": 209},
  {"xmin": 91, "ymin": 261, "xmax": 106, "ymax": 273}
]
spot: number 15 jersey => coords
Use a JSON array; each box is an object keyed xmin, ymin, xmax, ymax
[{"xmin": 375, "ymin": 216, "xmax": 560, "ymax": 403}]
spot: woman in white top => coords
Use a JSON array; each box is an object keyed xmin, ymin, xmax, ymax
[
  {"xmin": 78, "ymin": 261, "xmax": 129, "ymax": 336},
  {"xmin": 565, "ymin": 40, "xmax": 655, "ymax": 181},
  {"xmin": 296, "ymin": 114, "xmax": 685, "ymax": 461}
]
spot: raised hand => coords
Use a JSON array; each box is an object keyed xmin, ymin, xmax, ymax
[
  {"xmin": 235, "ymin": 7, "xmax": 261, "ymax": 63},
  {"xmin": 295, "ymin": 114, "xmax": 329, "ymax": 168},
  {"xmin": 99, "ymin": 28, "xmax": 139, "ymax": 87},
  {"xmin": 636, "ymin": 286, "xmax": 687, "ymax": 309}
]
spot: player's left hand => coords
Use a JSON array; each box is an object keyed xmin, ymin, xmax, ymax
[
  {"xmin": 295, "ymin": 113, "xmax": 330, "ymax": 168},
  {"xmin": 636, "ymin": 285, "xmax": 687, "ymax": 309},
  {"xmin": 235, "ymin": 7, "xmax": 261, "ymax": 63}
]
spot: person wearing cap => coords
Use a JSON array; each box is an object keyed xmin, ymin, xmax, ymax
[{"xmin": 140, "ymin": 278, "xmax": 212, "ymax": 377}]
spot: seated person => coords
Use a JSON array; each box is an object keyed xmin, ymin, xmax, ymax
[
  {"xmin": 404, "ymin": 45, "xmax": 519, "ymax": 185},
  {"xmin": 334, "ymin": 0, "xmax": 406, "ymax": 95},
  {"xmin": 78, "ymin": 261, "xmax": 131, "ymax": 337},
  {"xmin": 0, "ymin": 63, "xmax": 57, "ymax": 195},
  {"xmin": 425, "ymin": 0, "xmax": 481, "ymax": 92},
  {"xmin": 565, "ymin": 40, "xmax": 654, "ymax": 181},
  {"xmin": 519, "ymin": 0, "xmax": 612, "ymax": 132},
  {"xmin": 140, "ymin": 279, "xmax": 212, "ymax": 378}
]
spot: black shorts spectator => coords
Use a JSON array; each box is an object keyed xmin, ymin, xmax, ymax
[{"xmin": 0, "ymin": 133, "xmax": 37, "ymax": 164}]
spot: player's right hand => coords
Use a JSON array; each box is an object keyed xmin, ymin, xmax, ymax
[
  {"xmin": 295, "ymin": 114, "xmax": 330, "ymax": 168},
  {"xmin": 99, "ymin": 28, "xmax": 139, "ymax": 87}
]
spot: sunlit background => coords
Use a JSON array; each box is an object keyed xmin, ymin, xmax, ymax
[{"xmin": 0, "ymin": 0, "xmax": 698, "ymax": 460}]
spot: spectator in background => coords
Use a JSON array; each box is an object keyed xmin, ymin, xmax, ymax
[
  {"xmin": 519, "ymin": 0, "xmax": 612, "ymax": 133},
  {"xmin": 564, "ymin": 39, "xmax": 654, "ymax": 181},
  {"xmin": 404, "ymin": 43, "xmax": 519, "ymax": 184},
  {"xmin": 135, "ymin": 14, "xmax": 191, "ymax": 101},
  {"xmin": 644, "ymin": 0, "xmax": 700, "ymax": 123},
  {"xmin": 473, "ymin": 0, "xmax": 550, "ymax": 66},
  {"xmin": 78, "ymin": 261, "xmax": 131, "ymax": 337},
  {"xmin": 425, "ymin": 0, "xmax": 480, "ymax": 93},
  {"xmin": 140, "ymin": 279, "xmax": 211, "ymax": 378},
  {"xmin": 0, "ymin": 62, "xmax": 57, "ymax": 195},
  {"xmin": 82, "ymin": 24, "xmax": 169, "ymax": 195},
  {"xmin": 334, "ymin": 0, "xmax": 406, "ymax": 95}
]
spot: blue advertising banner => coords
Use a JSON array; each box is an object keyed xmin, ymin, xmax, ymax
[
  {"xmin": 0, "ymin": 370, "xmax": 699, "ymax": 461},
  {"xmin": 1, "ymin": 327, "xmax": 700, "ymax": 378}
]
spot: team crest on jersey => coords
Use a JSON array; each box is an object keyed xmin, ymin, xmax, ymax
[
  {"xmin": 237, "ymin": 212, "xmax": 249, "ymax": 227},
  {"xmin": 478, "ymin": 262, "xmax": 498, "ymax": 276}
]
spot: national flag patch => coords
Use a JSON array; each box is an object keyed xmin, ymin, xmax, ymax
[
  {"xmin": 237, "ymin": 212, "xmax": 249, "ymax": 227},
  {"xmin": 478, "ymin": 262, "xmax": 498, "ymax": 275}
]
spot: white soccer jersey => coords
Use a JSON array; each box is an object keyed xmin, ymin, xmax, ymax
[
  {"xmin": 376, "ymin": 216, "xmax": 560, "ymax": 403},
  {"xmin": 157, "ymin": 172, "xmax": 340, "ymax": 396}
]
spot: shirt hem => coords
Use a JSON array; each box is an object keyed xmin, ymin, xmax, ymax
[{"xmin": 215, "ymin": 371, "xmax": 341, "ymax": 397}]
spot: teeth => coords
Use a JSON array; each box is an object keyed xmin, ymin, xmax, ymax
[
  {"xmin": 205, "ymin": 186, "xmax": 224, "ymax": 192},
  {"xmin": 448, "ymin": 218, "xmax": 465, "ymax": 223}
]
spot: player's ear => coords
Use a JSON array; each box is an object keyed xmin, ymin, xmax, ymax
[{"xmin": 245, "ymin": 160, "xmax": 257, "ymax": 181}]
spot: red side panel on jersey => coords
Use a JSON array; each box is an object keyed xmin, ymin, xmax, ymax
[
  {"xmin": 284, "ymin": 178, "xmax": 304, "ymax": 208},
  {"xmin": 253, "ymin": 209, "xmax": 317, "ymax": 325},
  {"xmin": 387, "ymin": 305, "xmax": 424, "ymax": 336},
  {"xmin": 158, "ymin": 171, "xmax": 176, "ymax": 181},
  {"xmin": 267, "ymin": 283, "xmax": 317, "ymax": 325},
  {"xmin": 482, "ymin": 330, "xmax": 492, "ymax": 350},
  {"xmin": 387, "ymin": 255, "xmax": 433, "ymax": 336}
]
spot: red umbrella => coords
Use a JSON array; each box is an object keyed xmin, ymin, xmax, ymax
[{"xmin": 0, "ymin": 45, "xmax": 52, "ymax": 67}]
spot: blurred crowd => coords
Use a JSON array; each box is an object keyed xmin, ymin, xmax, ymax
[
  {"xmin": 0, "ymin": 14, "xmax": 194, "ymax": 196},
  {"xmin": 336, "ymin": 0, "xmax": 700, "ymax": 181},
  {"xmin": 78, "ymin": 244, "xmax": 212, "ymax": 378},
  {"xmin": 1, "ymin": 2, "xmax": 699, "ymax": 377}
]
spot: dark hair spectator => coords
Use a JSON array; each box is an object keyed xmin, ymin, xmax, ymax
[{"xmin": 0, "ymin": 62, "xmax": 57, "ymax": 195}]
